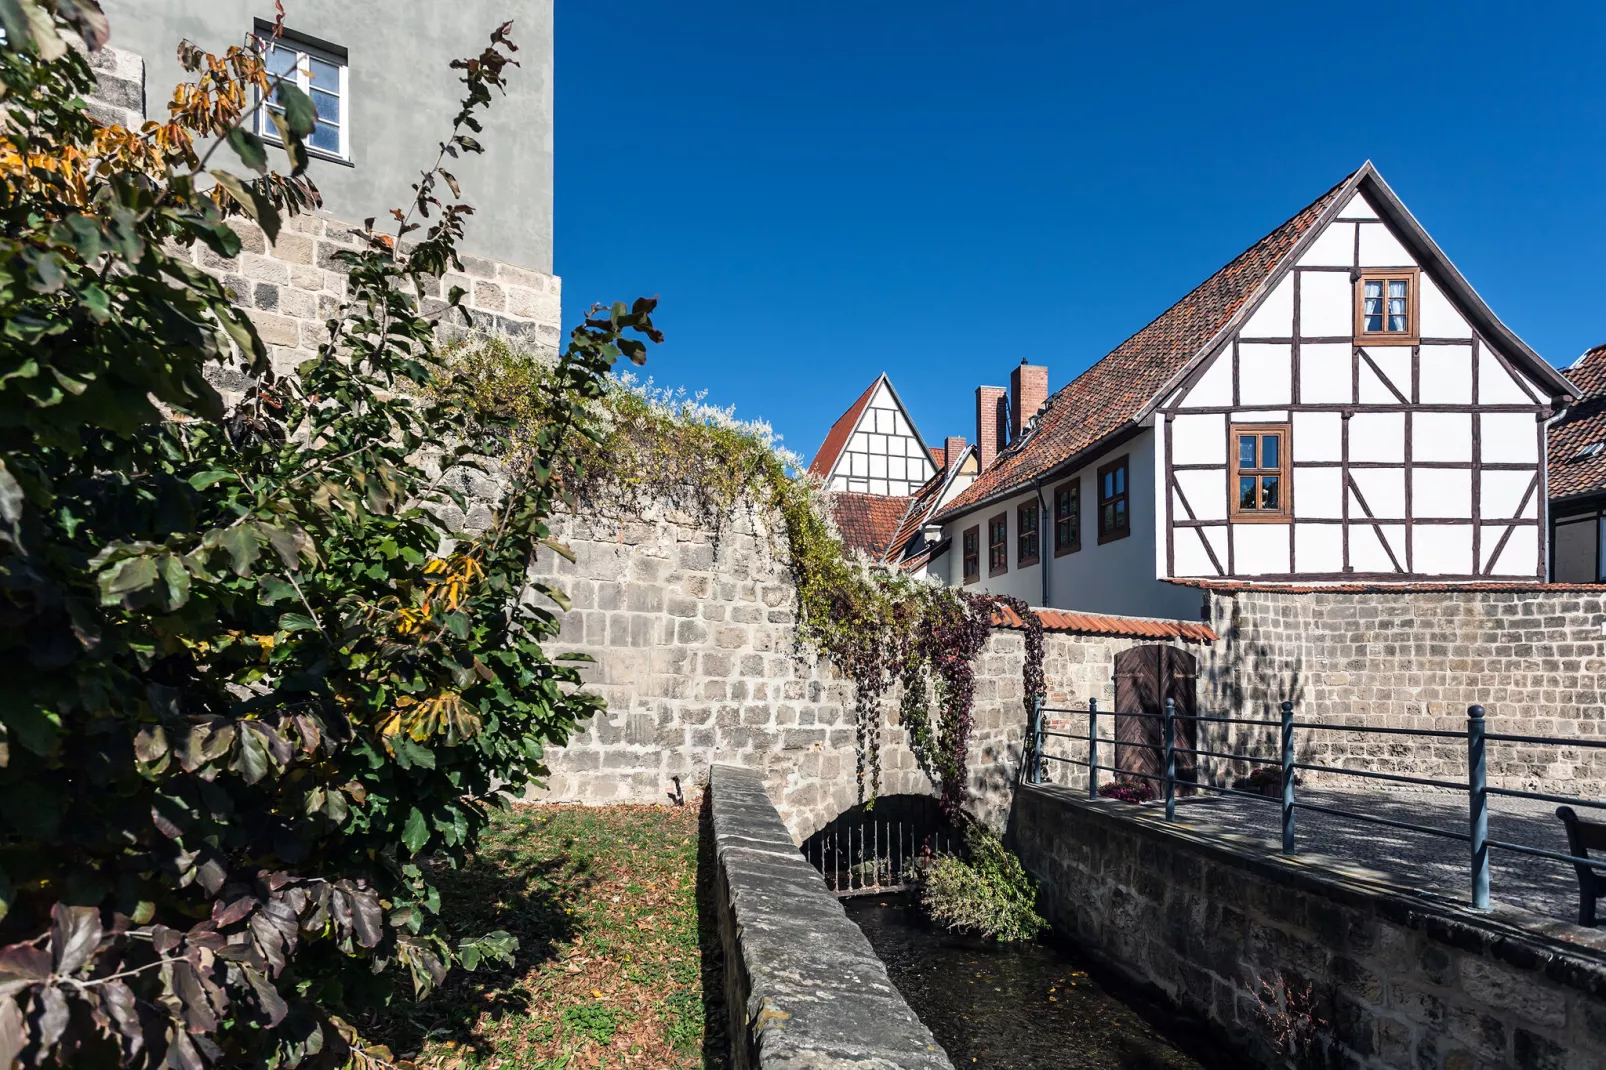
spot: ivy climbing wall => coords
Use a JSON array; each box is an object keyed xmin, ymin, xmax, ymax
[{"xmin": 525, "ymin": 494, "xmax": 1204, "ymax": 840}]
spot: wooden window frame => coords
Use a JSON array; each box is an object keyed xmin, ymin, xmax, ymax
[
  {"xmin": 987, "ymin": 512, "xmax": 1009, "ymax": 577},
  {"xmin": 961, "ymin": 525, "xmax": 980, "ymax": 585},
  {"xmin": 1053, "ymin": 477, "xmax": 1081, "ymax": 556},
  {"xmin": 1096, "ymin": 456, "xmax": 1130, "ymax": 545},
  {"xmin": 1354, "ymin": 267, "xmax": 1420, "ymax": 345},
  {"xmin": 1017, "ymin": 501, "xmax": 1040, "ymax": 567},
  {"xmin": 1229, "ymin": 423, "xmax": 1291, "ymax": 522}
]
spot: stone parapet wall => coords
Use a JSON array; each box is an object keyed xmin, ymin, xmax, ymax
[
  {"xmin": 1011, "ymin": 784, "xmax": 1606, "ymax": 1070},
  {"xmin": 708, "ymin": 764, "xmax": 952, "ymax": 1069},
  {"xmin": 1199, "ymin": 588, "xmax": 1606, "ymax": 795}
]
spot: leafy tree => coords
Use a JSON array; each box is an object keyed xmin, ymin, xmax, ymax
[{"xmin": 0, "ymin": 5, "xmax": 657, "ymax": 1066}]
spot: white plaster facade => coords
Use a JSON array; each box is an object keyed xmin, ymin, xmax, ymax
[{"xmin": 931, "ymin": 167, "xmax": 1573, "ymax": 620}]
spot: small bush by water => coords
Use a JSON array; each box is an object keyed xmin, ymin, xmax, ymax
[{"xmin": 916, "ymin": 825, "xmax": 1047, "ymax": 943}]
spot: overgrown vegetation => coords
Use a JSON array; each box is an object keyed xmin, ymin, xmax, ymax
[
  {"xmin": 0, "ymin": 7, "xmax": 661, "ymax": 1066},
  {"xmin": 369, "ymin": 803, "xmax": 719, "ymax": 1070},
  {"xmin": 914, "ymin": 825, "xmax": 1046, "ymax": 944},
  {"xmin": 432, "ymin": 356, "xmax": 1049, "ymax": 818}
]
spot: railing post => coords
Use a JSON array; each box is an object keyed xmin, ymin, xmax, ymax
[
  {"xmin": 1030, "ymin": 695, "xmax": 1045, "ymax": 785},
  {"xmin": 1163, "ymin": 697, "xmax": 1177, "ymax": 822},
  {"xmin": 1280, "ymin": 700, "xmax": 1296, "ymax": 856},
  {"xmin": 1087, "ymin": 698, "xmax": 1099, "ymax": 799},
  {"xmin": 1468, "ymin": 704, "xmax": 1490, "ymax": 910}
]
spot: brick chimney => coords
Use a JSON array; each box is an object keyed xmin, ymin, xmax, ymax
[
  {"xmin": 943, "ymin": 435, "xmax": 967, "ymax": 472},
  {"xmin": 976, "ymin": 386, "xmax": 1006, "ymax": 472},
  {"xmin": 1010, "ymin": 360, "xmax": 1048, "ymax": 443}
]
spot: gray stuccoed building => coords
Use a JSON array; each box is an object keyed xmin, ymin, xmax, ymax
[{"xmin": 94, "ymin": 0, "xmax": 561, "ymax": 361}]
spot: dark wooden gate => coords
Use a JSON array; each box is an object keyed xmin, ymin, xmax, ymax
[{"xmin": 1113, "ymin": 645, "xmax": 1197, "ymax": 791}]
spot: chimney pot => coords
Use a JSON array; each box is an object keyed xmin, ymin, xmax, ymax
[
  {"xmin": 1010, "ymin": 360, "xmax": 1049, "ymax": 444},
  {"xmin": 976, "ymin": 386, "xmax": 1007, "ymax": 473}
]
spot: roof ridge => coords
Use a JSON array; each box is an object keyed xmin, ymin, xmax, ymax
[{"xmin": 935, "ymin": 168, "xmax": 1358, "ymax": 521}]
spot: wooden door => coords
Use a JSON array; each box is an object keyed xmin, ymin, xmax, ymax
[{"xmin": 1113, "ymin": 645, "xmax": 1198, "ymax": 791}]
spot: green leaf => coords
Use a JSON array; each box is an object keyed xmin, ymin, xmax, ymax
[
  {"xmin": 158, "ymin": 553, "xmax": 191, "ymax": 610},
  {"xmin": 401, "ymin": 807, "xmax": 429, "ymax": 854},
  {"xmin": 50, "ymin": 215, "xmax": 101, "ymax": 260},
  {"xmin": 268, "ymin": 110, "xmax": 310, "ymax": 176},
  {"xmin": 99, "ymin": 556, "xmax": 158, "ymax": 604},
  {"xmin": 0, "ymin": 693, "xmax": 61, "ymax": 756},
  {"xmin": 258, "ymin": 576, "xmax": 297, "ymax": 605},
  {"xmin": 277, "ymin": 81, "xmax": 318, "ymax": 136},
  {"xmin": 219, "ymin": 526, "xmax": 261, "ymax": 576},
  {"xmin": 187, "ymin": 470, "xmax": 236, "ymax": 490},
  {"xmin": 277, "ymin": 613, "xmax": 318, "ymax": 634},
  {"xmin": 210, "ymin": 170, "xmax": 281, "ymax": 243},
  {"xmin": 227, "ymin": 126, "xmax": 269, "ymax": 174}
]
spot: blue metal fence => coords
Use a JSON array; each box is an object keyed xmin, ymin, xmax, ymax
[{"xmin": 1023, "ymin": 698, "xmax": 1606, "ymax": 911}]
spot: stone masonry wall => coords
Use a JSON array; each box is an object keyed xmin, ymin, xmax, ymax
[
  {"xmin": 1197, "ymin": 588, "xmax": 1606, "ymax": 796},
  {"xmin": 527, "ymin": 496, "xmax": 1045, "ymax": 840},
  {"xmin": 1011, "ymin": 784, "xmax": 1606, "ymax": 1070},
  {"xmin": 709, "ymin": 764, "xmax": 952, "ymax": 1069}
]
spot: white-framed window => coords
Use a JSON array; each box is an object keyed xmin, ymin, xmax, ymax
[{"xmin": 253, "ymin": 29, "xmax": 349, "ymax": 161}]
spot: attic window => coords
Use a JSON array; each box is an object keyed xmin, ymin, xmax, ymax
[
  {"xmin": 1574, "ymin": 442, "xmax": 1605, "ymax": 462},
  {"xmin": 1355, "ymin": 269, "xmax": 1419, "ymax": 343}
]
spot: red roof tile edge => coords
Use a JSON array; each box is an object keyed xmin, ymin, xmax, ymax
[
  {"xmin": 990, "ymin": 603, "xmax": 1218, "ymax": 643},
  {"xmin": 1166, "ymin": 578, "xmax": 1606, "ymax": 594}
]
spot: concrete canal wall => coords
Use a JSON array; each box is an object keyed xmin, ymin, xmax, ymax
[
  {"xmin": 707, "ymin": 764, "xmax": 952, "ymax": 1070},
  {"xmin": 1010, "ymin": 784, "xmax": 1606, "ymax": 1070}
]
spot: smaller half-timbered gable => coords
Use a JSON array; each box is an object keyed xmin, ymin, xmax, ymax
[{"xmin": 809, "ymin": 374, "xmax": 938, "ymax": 496}]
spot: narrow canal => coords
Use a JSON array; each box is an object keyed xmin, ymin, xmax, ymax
[{"xmin": 845, "ymin": 894, "xmax": 1226, "ymax": 1070}]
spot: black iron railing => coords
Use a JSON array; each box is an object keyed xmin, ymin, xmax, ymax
[
  {"xmin": 1022, "ymin": 698, "xmax": 1606, "ymax": 911},
  {"xmin": 800, "ymin": 795, "xmax": 957, "ymax": 896}
]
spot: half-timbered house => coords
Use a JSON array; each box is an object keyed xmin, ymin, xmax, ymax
[
  {"xmin": 931, "ymin": 163, "xmax": 1577, "ymax": 619},
  {"xmin": 1548, "ymin": 343, "xmax": 1606, "ymax": 581}
]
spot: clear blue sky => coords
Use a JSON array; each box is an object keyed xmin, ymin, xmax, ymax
[{"xmin": 553, "ymin": 2, "xmax": 1604, "ymax": 467}]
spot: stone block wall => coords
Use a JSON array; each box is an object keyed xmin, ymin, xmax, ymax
[
  {"xmin": 709, "ymin": 764, "xmax": 952, "ymax": 1069},
  {"xmin": 1011, "ymin": 785, "xmax": 1606, "ymax": 1070},
  {"xmin": 527, "ymin": 496, "xmax": 1044, "ymax": 840},
  {"xmin": 1198, "ymin": 588, "xmax": 1606, "ymax": 795}
]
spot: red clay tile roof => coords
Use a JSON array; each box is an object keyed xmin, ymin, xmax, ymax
[
  {"xmin": 991, "ymin": 602, "xmax": 1218, "ymax": 642},
  {"xmin": 927, "ymin": 446, "xmax": 945, "ymax": 467},
  {"xmin": 808, "ymin": 376, "xmax": 882, "ymax": 479},
  {"xmin": 829, "ymin": 491, "xmax": 912, "ymax": 558},
  {"xmin": 883, "ymin": 450, "xmax": 972, "ymax": 563},
  {"xmin": 936, "ymin": 174, "xmax": 1353, "ymax": 522},
  {"xmin": 1549, "ymin": 344, "xmax": 1606, "ymax": 502},
  {"xmin": 1167, "ymin": 578, "xmax": 1606, "ymax": 593}
]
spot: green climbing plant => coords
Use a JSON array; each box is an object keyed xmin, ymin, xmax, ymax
[{"xmin": 429, "ymin": 358, "xmax": 1050, "ymax": 817}]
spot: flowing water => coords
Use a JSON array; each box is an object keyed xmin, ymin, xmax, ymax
[{"xmin": 845, "ymin": 895, "xmax": 1227, "ymax": 1070}]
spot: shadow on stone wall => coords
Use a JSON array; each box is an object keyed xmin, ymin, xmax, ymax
[{"xmin": 695, "ymin": 790, "xmax": 732, "ymax": 1069}]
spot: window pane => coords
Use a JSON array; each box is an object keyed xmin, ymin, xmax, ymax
[
  {"xmin": 1364, "ymin": 280, "xmax": 1382, "ymax": 298},
  {"xmin": 1102, "ymin": 473, "xmax": 1112, "ymax": 498},
  {"xmin": 1387, "ymin": 280, "xmax": 1407, "ymax": 298},
  {"xmin": 1114, "ymin": 500, "xmax": 1126, "ymax": 527},
  {"xmin": 1238, "ymin": 435, "xmax": 1256, "ymax": 470},
  {"xmin": 311, "ymin": 88, "xmax": 340, "ymax": 124},
  {"xmin": 1260, "ymin": 476, "xmax": 1280, "ymax": 510},
  {"xmin": 1113, "ymin": 467, "xmax": 1125, "ymax": 494},
  {"xmin": 1239, "ymin": 477, "xmax": 1257, "ymax": 510},
  {"xmin": 1260, "ymin": 435, "xmax": 1278, "ymax": 470},
  {"xmin": 1364, "ymin": 315, "xmax": 1383, "ymax": 332},
  {"xmin": 1103, "ymin": 504, "xmax": 1115, "ymax": 530},
  {"xmin": 265, "ymin": 45, "xmax": 298, "ymax": 78},
  {"xmin": 309, "ymin": 56, "xmax": 340, "ymax": 91},
  {"xmin": 311, "ymin": 120, "xmax": 340, "ymax": 152}
]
